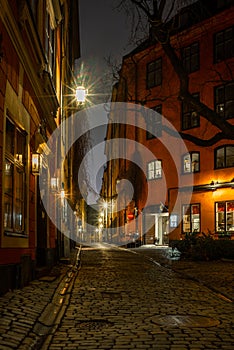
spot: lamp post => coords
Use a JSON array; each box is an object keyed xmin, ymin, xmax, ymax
[
  {"xmin": 75, "ymin": 86, "xmax": 88, "ymax": 104},
  {"xmin": 103, "ymin": 201, "xmax": 108, "ymax": 241}
]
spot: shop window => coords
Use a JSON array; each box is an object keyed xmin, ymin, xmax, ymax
[
  {"xmin": 182, "ymin": 204, "xmax": 200, "ymax": 233},
  {"xmin": 215, "ymin": 145, "xmax": 234, "ymax": 168},
  {"xmin": 146, "ymin": 58, "xmax": 162, "ymax": 89},
  {"xmin": 214, "ymin": 26, "xmax": 234, "ymax": 63},
  {"xmin": 182, "ymin": 93, "xmax": 200, "ymax": 130},
  {"xmin": 147, "ymin": 160, "xmax": 162, "ymax": 180},
  {"xmin": 215, "ymin": 82, "xmax": 234, "ymax": 120},
  {"xmin": 182, "ymin": 42, "xmax": 199, "ymax": 74},
  {"xmin": 216, "ymin": 201, "xmax": 234, "ymax": 232},
  {"xmin": 183, "ymin": 152, "xmax": 200, "ymax": 173},
  {"xmin": 4, "ymin": 118, "xmax": 26, "ymax": 234},
  {"xmin": 146, "ymin": 105, "xmax": 162, "ymax": 139}
]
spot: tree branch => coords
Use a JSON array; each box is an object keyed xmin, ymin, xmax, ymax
[{"xmin": 163, "ymin": 125, "xmax": 228, "ymax": 147}]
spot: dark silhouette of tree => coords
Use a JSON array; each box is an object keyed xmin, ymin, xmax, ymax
[{"xmin": 115, "ymin": 0, "xmax": 234, "ymax": 146}]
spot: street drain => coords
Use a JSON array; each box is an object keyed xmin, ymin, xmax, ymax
[
  {"xmin": 76, "ymin": 320, "xmax": 113, "ymax": 331},
  {"xmin": 150, "ymin": 315, "xmax": 220, "ymax": 328}
]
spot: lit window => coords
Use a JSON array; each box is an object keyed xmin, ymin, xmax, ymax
[
  {"xmin": 215, "ymin": 82, "xmax": 234, "ymax": 120},
  {"xmin": 215, "ymin": 145, "xmax": 234, "ymax": 169},
  {"xmin": 4, "ymin": 118, "xmax": 26, "ymax": 234},
  {"xmin": 182, "ymin": 93, "xmax": 200, "ymax": 130},
  {"xmin": 147, "ymin": 160, "xmax": 162, "ymax": 180},
  {"xmin": 216, "ymin": 201, "xmax": 234, "ymax": 232},
  {"xmin": 182, "ymin": 42, "xmax": 199, "ymax": 74},
  {"xmin": 214, "ymin": 26, "xmax": 234, "ymax": 63},
  {"xmin": 146, "ymin": 58, "xmax": 162, "ymax": 89},
  {"xmin": 183, "ymin": 152, "xmax": 200, "ymax": 173},
  {"xmin": 182, "ymin": 204, "xmax": 200, "ymax": 233}
]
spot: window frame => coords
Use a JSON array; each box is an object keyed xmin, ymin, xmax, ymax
[
  {"xmin": 182, "ymin": 152, "xmax": 200, "ymax": 174},
  {"xmin": 4, "ymin": 117, "xmax": 27, "ymax": 236},
  {"xmin": 215, "ymin": 201, "xmax": 234, "ymax": 233},
  {"xmin": 214, "ymin": 145, "xmax": 234, "ymax": 169},
  {"xmin": 181, "ymin": 93, "xmax": 200, "ymax": 130},
  {"xmin": 146, "ymin": 105, "xmax": 162, "ymax": 140},
  {"xmin": 182, "ymin": 203, "xmax": 201, "ymax": 234},
  {"xmin": 146, "ymin": 58, "xmax": 162, "ymax": 89},
  {"xmin": 214, "ymin": 26, "xmax": 234, "ymax": 63},
  {"xmin": 181, "ymin": 42, "xmax": 200, "ymax": 74},
  {"xmin": 147, "ymin": 159, "xmax": 162, "ymax": 180},
  {"xmin": 214, "ymin": 82, "xmax": 234, "ymax": 120}
]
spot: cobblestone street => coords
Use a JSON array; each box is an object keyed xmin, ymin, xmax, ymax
[{"xmin": 0, "ymin": 245, "xmax": 233, "ymax": 349}]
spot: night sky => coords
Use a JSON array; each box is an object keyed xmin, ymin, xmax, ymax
[
  {"xmin": 79, "ymin": 0, "xmax": 132, "ymax": 59},
  {"xmin": 78, "ymin": 0, "xmax": 137, "ymax": 102}
]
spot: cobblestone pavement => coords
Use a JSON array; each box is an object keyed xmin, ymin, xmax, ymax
[
  {"xmin": 134, "ymin": 246, "xmax": 234, "ymax": 302},
  {"xmin": 45, "ymin": 246, "xmax": 233, "ymax": 350},
  {"xmin": 0, "ymin": 261, "xmax": 77, "ymax": 350},
  {"xmin": 0, "ymin": 245, "xmax": 233, "ymax": 350}
]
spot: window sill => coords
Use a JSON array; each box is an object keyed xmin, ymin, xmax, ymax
[{"xmin": 4, "ymin": 231, "xmax": 28, "ymax": 238}]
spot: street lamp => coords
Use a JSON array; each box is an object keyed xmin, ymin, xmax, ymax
[{"xmin": 75, "ymin": 86, "xmax": 88, "ymax": 103}]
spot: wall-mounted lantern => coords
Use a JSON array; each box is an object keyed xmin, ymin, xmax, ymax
[{"xmin": 31, "ymin": 153, "xmax": 41, "ymax": 175}]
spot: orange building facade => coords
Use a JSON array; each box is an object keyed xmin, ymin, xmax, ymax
[
  {"xmin": 0, "ymin": 0, "xmax": 80, "ymax": 294},
  {"xmin": 102, "ymin": 1, "xmax": 234, "ymax": 246}
]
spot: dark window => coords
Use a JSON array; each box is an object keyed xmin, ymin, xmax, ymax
[
  {"xmin": 216, "ymin": 201, "xmax": 234, "ymax": 232},
  {"xmin": 146, "ymin": 105, "xmax": 162, "ymax": 139},
  {"xmin": 182, "ymin": 204, "xmax": 200, "ymax": 233},
  {"xmin": 215, "ymin": 82, "xmax": 234, "ymax": 119},
  {"xmin": 182, "ymin": 93, "xmax": 200, "ymax": 130},
  {"xmin": 214, "ymin": 26, "xmax": 234, "ymax": 63},
  {"xmin": 182, "ymin": 42, "xmax": 199, "ymax": 74},
  {"xmin": 147, "ymin": 160, "xmax": 162, "ymax": 180},
  {"xmin": 182, "ymin": 152, "xmax": 200, "ymax": 173},
  {"xmin": 146, "ymin": 58, "xmax": 162, "ymax": 89},
  {"xmin": 215, "ymin": 145, "xmax": 234, "ymax": 169},
  {"xmin": 4, "ymin": 118, "xmax": 26, "ymax": 234}
]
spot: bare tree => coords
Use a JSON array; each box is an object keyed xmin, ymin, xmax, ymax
[{"xmin": 115, "ymin": 0, "xmax": 234, "ymax": 146}]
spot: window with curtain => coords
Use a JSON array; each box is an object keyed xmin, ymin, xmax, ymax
[
  {"xmin": 216, "ymin": 201, "xmax": 234, "ymax": 232},
  {"xmin": 182, "ymin": 204, "xmax": 200, "ymax": 233},
  {"xmin": 147, "ymin": 160, "xmax": 162, "ymax": 180},
  {"xmin": 182, "ymin": 152, "xmax": 200, "ymax": 173}
]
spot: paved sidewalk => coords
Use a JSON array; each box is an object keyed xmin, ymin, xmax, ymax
[
  {"xmin": 135, "ymin": 246, "xmax": 234, "ymax": 302},
  {"xmin": 0, "ymin": 257, "xmax": 78, "ymax": 350}
]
